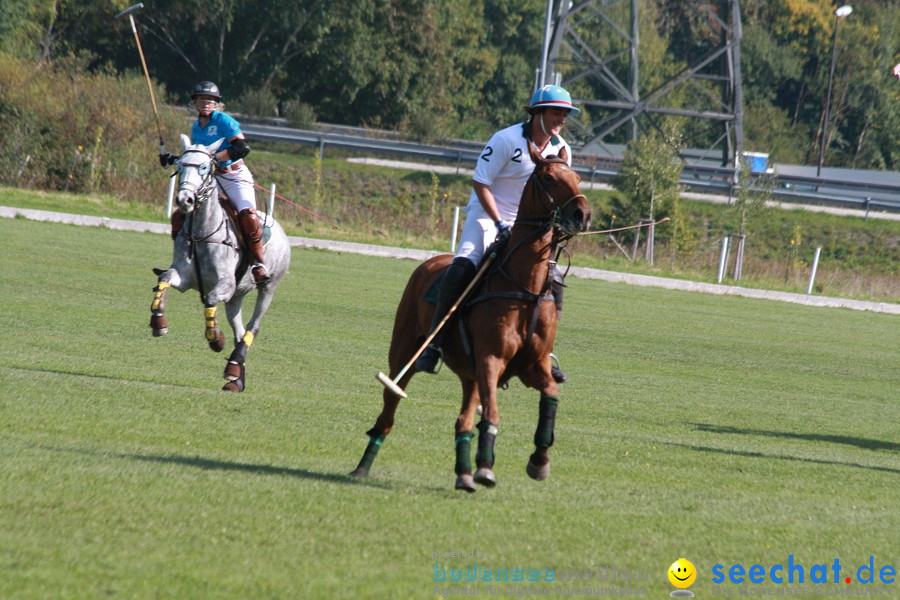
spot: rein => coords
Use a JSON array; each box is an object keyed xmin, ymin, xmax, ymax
[
  {"xmin": 178, "ymin": 150, "xmax": 236, "ymax": 249},
  {"xmin": 177, "ymin": 147, "xmax": 239, "ymax": 303},
  {"xmin": 473, "ymin": 158, "xmax": 581, "ymax": 306}
]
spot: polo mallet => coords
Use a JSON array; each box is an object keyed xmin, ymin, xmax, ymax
[
  {"xmin": 115, "ymin": 3, "xmax": 166, "ymax": 156},
  {"xmin": 376, "ymin": 253, "xmax": 497, "ymax": 399},
  {"xmin": 576, "ymin": 216, "xmax": 670, "ymax": 236}
]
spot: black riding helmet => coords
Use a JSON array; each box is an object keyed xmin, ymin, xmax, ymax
[{"xmin": 191, "ymin": 81, "xmax": 221, "ymax": 101}]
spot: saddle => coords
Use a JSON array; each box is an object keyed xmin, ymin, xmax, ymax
[
  {"xmin": 219, "ymin": 199, "xmax": 273, "ymax": 247},
  {"xmin": 423, "ymin": 257, "xmax": 563, "ymax": 387}
]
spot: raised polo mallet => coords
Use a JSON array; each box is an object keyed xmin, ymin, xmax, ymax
[
  {"xmin": 376, "ymin": 253, "xmax": 497, "ymax": 399},
  {"xmin": 115, "ymin": 3, "xmax": 166, "ymax": 156}
]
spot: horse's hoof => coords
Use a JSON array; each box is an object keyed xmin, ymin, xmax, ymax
[
  {"xmin": 222, "ymin": 379, "xmax": 244, "ymax": 392},
  {"xmin": 150, "ymin": 315, "xmax": 169, "ymax": 333},
  {"xmin": 473, "ymin": 468, "xmax": 496, "ymax": 488},
  {"xmin": 223, "ymin": 361, "xmax": 242, "ymax": 381},
  {"xmin": 455, "ymin": 473, "xmax": 477, "ymax": 493},
  {"xmin": 349, "ymin": 468, "xmax": 369, "ymax": 478},
  {"xmin": 208, "ymin": 332, "xmax": 225, "ymax": 352},
  {"xmin": 526, "ymin": 458, "xmax": 550, "ymax": 481}
]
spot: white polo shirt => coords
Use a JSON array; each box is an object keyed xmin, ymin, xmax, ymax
[{"xmin": 466, "ymin": 122, "xmax": 572, "ymax": 222}]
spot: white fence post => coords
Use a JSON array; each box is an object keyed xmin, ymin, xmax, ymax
[
  {"xmin": 268, "ymin": 183, "xmax": 276, "ymax": 219},
  {"xmin": 165, "ymin": 174, "xmax": 176, "ymax": 217},
  {"xmin": 717, "ymin": 237, "xmax": 730, "ymax": 284},
  {"xmin": 807, "ymin": 247, "xmax": 822, "ymax": 295},
  {"xmin": 450, "ymin": 206, "xmax": 460, "ymax": 253}
]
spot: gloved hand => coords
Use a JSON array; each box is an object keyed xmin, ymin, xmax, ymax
[
  {"xmin": 494, "ymin": 219, "xmax": 512, "ymax": 246},
  {"xmin": 159, "ymin": 153, "xmax": 177, "ymax": 167}
]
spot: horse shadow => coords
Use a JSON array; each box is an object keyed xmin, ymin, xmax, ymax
[
  {"xmin": 689, "ymin": 422, "xmax": 900, "ymax": 452},
  {"xmin": 678, "ymin": 422, "xmax": 900, "ymax": 475},
  {"xmin": 122, "ymin": 452, "xmax": 396, "ymax": 488},
  {"xmin": 41, "ymin": 445, "xmax": 392, "ymax": 489}
]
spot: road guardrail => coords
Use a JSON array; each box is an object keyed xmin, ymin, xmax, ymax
[{"xmin": 242, "ymin": 122, "xmax": 900, "ymax": 214}]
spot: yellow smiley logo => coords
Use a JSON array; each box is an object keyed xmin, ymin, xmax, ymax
[{"xmin": 668, "ymin": 558, "xmax": 697, "ymax": 588}]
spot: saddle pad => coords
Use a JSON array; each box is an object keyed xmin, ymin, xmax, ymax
[
  {"xmin": 424, "ymin": 271, "xmax": 446, "ymax": 305},
  {"xmin": 259, "ymin": 211, "xmax": 273, "ymax": 246}
]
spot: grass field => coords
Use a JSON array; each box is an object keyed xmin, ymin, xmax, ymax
[{"xmin": 1, "ymin": 218, "xmax": 898, "ymax": 599}]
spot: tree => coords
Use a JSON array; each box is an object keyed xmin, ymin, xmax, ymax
[{"xmin": 612, "ymin": 125, "xmax": 684, "ymax": 228}]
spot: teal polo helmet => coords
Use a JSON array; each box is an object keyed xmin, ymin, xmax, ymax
[{"xmin": 528, "ymin": 85, "xmax": 580, "ymax": 116}]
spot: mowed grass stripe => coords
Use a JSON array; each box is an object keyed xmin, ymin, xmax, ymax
[{"xmin": 1, "ymin": 218, "xmax": 897, "ymax": 599}]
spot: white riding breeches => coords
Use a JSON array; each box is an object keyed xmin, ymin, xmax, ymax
[
  {"xmin": 455, "ymin": 209, "xmax": 498, "ymax": 268},
  {"xmin": 215, "ymin": 162, "xmax": 257, "ymax": 213}
]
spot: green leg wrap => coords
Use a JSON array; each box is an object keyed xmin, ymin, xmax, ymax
[
  {"xmin": 534, "ymin": 395, "xmax": 559, "ymax": 450},
  {"xmin": 354, "ymin": 428, "xmax": 385, "ymax": 474},
  {"xmin": 454, "ymin": 431, "xmax": 475, "ymax": 475},
  {"xmin": 475, "ymin": 420, "xmax": 498, "ymax": 467}
]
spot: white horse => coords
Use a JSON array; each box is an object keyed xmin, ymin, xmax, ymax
[{"xmin": 150, "ymin": 134, "xmax": 292, "ymax": 391}]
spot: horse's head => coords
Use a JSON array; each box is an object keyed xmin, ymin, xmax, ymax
[
  {"xmin": 521, "ymin": 143, "xmax": 592, "ymax": 237},
  {"xmin": 175, "ymin": 133, "xmax": 224, "ymax": 214}
]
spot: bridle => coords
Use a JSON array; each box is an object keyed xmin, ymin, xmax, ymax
[
  {"xmin": 174, "ymin": 146, "xmax": 237, "ymax": 302},
  {"xmin": 176, "ymin": 148, "xmax": 233, "ymax": 246},
  {"xmin": 516, "ymin": 157, "xmax": 586, "ymax": 241},
  {"xmin": 177, "ymin": 149, "xmax": 217, "ymax": 208},
  {"xmin": 467, "ymin": 157, "xmax": 587, "ymax": 361},
  {"xmin": 476, "ymin": 157, "xmax": 585, "ymax": 302}
]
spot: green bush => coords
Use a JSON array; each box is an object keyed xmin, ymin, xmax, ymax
[
  {"xmin": 233, "ymin": 87, "xmax": 278, "ymax": 119},
  {"xmin": 0, "ymin": 53, "xmax": 183, "ymax": 201},
  {"xmin": 282, "ymin": 98, "xmax": 317, "ymax": 129}
]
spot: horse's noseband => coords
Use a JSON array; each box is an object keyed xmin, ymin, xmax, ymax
[
  {"xmin": 177, "ymin": 150, "xmax": 217, "ymax": 207},
  {"xmin": 529, "ymin": 160, "xmax": 586, "ymax": 229}
]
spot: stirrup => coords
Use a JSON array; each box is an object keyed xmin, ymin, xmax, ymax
[
  {"xmin": 549, "ymin": 352, "xmax": 568, "ymax": 384},
  {"xmin": 251, "ymin": 263, "xmax": 270, "ymax": 285}
]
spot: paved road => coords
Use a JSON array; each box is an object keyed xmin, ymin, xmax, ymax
[{"xmin": 3, "ymin": 205, "xmax": 896, "ymax": 314}]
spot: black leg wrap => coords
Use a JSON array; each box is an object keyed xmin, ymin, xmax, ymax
[
  {"xmin": 534, "ymin": 395, "xmax": 559, "ymax": 450},
  {"xmin": 228, "ymin": 340, "xmax": 249, "ymax": 364},
  {"xmin": 354, "ymin": 428, "xmax": 385, "ymax": 475},
  {"xmin": 475, "ymin": 420, "xmax": 497, "ymax": 467},
  {"xmin": 455, "ymin": 431, "xmax": 475, "ymax": 475}
]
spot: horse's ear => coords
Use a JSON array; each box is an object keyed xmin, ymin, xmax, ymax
[
  {"xmin": 559, "ymin": 145, "xmax": 569, "ymax": 164},
  {"xmin": 180, "ymin": 133, "xmax": 192, "ymax": 150},
  {"xmin": 528, "ymin": 140, "xmax": 543, "ymax": 165},
  {"xmin": 208, "ymin": 137, "xmax": 226, "ymax": 154}
]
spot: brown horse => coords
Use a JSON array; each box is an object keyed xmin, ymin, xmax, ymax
[{"xmin": 350, "ymin": 143, "xmax": 592, "ymax": 491}]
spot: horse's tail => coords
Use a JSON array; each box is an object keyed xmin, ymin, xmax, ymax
[{"xmin": 386, "ymin": 254, "xmax": 452, "ymax": 375}]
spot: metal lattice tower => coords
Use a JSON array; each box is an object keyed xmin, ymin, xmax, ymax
[{"xmin": 539, "ymin": 0, "xmax": 743, "ymax": 167}]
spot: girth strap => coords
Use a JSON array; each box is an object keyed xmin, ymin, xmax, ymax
[{"xmin": 466, "ymin": 290, "xmax": 541, "ymax": 307}]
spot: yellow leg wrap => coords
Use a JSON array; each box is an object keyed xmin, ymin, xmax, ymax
[
  {"xmin": 242, "ymin": 331, "xmax": 255, "ymax": 347},
  {"xmin": 205, "ymin": 306, "xmax": 218, "ymax": 341},
  {"xmin": 151, "ymin": 282, "xmax": 171, "ymax": 311}
]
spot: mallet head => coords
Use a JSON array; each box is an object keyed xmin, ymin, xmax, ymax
[
  {"xmin": 376, "ymin": 371, "xmax": 408, "ymax": 399},
  {"xmin": 114, "ymin": 2, "xmax": 144, "ymax": 19}
]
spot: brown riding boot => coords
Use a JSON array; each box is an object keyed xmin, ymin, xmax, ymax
[
  {"xmin": 170, "ymin": 211, "xmax": 185, "ymax": 240},
  {"xmin": 237, "ymin": 208, "xmax": 270, "ymax": 285}
]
